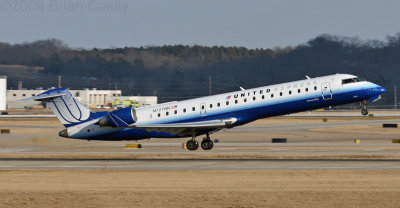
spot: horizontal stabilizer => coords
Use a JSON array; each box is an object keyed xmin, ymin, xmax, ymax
[{"xmin": 16, "ymin": 88, "xmax": 67, "ymax": 102}]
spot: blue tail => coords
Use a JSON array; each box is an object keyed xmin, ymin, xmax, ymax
[{"xmin": 19, "ymin": 88, "xmax": 93, "ymax": 127}]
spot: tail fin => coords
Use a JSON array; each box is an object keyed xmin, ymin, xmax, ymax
[{"xmin": 18, "ymin": 88, "xmax": 92, "ymax": 127}]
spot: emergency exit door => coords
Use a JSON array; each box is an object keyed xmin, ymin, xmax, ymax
[
  {"xmin": 200, "ymin": 103, "xmax": 207, "ymax": 116},
  {"xmin": 321, "ymin": 82, "xmax": 332, "ymax": 100}
]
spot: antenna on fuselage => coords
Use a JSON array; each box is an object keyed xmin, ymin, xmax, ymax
[
  {"xmin": 240, "ymin": 87, "xmax": 245, "ymax": 91},
  {"xmin": 305, "ymin": 75, "xmax": 311, "ymax": 79}
]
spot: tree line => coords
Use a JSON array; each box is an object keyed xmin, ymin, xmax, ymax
[{"xmin": 0, "ymin": 34, "xmax": 399, "ymax": 107}]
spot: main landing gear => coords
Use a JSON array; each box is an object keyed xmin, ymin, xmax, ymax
[
  {"xmin": 186, "ymin": 133, "xmax": 214, "ymax": 151},
  {"xmin": 361, "ymin": 100, "xmax": 368, "ymax": 116},
  {"xmin": 186, "ymin": 138, "xmax": 199, "ymax": 151}
]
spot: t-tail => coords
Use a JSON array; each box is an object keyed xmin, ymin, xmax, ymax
[{"xmin": 18, "ymin": 88, "xmax": 92, "ymax": 127}]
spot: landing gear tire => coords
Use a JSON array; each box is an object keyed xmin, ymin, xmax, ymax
[
  {"xmin": 361, "ymin": 108, "xmax": 368, "ymax": 116},
  {"xmin": 201, "ymin": 139, "xmax": 214, "ymax": 150},
  {"xmin": 186, "ymin": 140, "xmax": 199, "ymax": 151},
  {"xmin": 360, "ymin": 100, "xmax": 368, "ymax": 116}
]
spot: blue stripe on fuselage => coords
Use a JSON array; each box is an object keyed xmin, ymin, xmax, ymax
[{"xmin": 89, "ymin": 85, "xmax": 377, "ymax": 140}]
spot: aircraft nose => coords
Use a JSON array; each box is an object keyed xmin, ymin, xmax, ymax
[{"xmin": 377, "ymin": 86, "xmax": 386, "ymax": 94}]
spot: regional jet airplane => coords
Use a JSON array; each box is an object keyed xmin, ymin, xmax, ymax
[{"xmin": 20, "ymin": 74, "xmax": 386, "ymax": 150}]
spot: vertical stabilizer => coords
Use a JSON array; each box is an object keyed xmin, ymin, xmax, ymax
[{"xmin": 18, "ymin": 88, "xmax": 92, "ymax": 127}]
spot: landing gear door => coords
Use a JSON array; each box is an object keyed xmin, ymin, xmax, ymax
[
  {"xmin": 200, "ymin": 103, "xmax": 207, "ymax": 116},
  {"xmin": 321, "ymin": 82, "xmax": 333, "ymax": 100}
]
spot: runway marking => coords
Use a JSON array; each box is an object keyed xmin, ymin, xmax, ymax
[
  {"xmin": 1, "ymin": 158, "xmax": 400, "ymax": 161},
  {"xmin": 1, "ymin": 159, "xmax": 400, "ymax": 170}
]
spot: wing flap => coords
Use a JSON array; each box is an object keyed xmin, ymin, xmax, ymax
[
  {"xmin": 132, "ymin": 118, "xmax": 237, "ymax": 129},
  {"xmin": 129, "ymin": 118, "xmax": 237, "ymax": 137}
]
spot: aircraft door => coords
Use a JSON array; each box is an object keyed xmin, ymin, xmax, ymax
[
  {"xmin": 321, "ymin": 82, "xmax": 333, "ymax": 100},
  {"xmin": 200, "ymin": 103, "xmax": 207, "ymax": 116}
]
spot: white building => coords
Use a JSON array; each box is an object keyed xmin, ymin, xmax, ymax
[
  {"xmin": 69, "ymin": 88, "xmax": 122, "ymax": 108},
  {"xmin": 0, "ymin": 76, "xmax": 6, "ymax": 111},
  {"xmin": 112, "ymin": 96, "xmax": 158, "ymax": 106},
  {"xmin": 7, "ymin": 88, "xmax": 121, "ymax": 109},
  {"xmin": 6, "ymin": 88, "xmax": 157, "ymax": 109}
]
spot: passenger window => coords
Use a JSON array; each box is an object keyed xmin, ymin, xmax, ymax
[
  {"xmin": 262, "ymin": 95, "xmax": 265, "ymax": 99},
  {"xmin": 289, "ymin": 91, "xmax": 292, "ymax": 95},
  {"xmin": 201, "ymin": 105, "xmax": 205, "ymax": 110},
  {"xmin": 174, "ymin": 110, "xmax": 177, "ymax": 114},
  {"xmin": 305, "ymin": 88, "xmax": 308, "ymax": 92},
  {"xmin": 280, "ymin": 92, "xmax": 283, "ymax": 96},
  {"xmin": 253, "ymin": 97, "xmax": 256, "ymax": 101},
  {"xmin": 217, "ymin": 103, "xmax": 220, "ymax": 107},
  {"xmin": 314, "ymin": 86, "xmax": 317, "ymax": 90},
  {"xmin": 226, "ymin": 101, "xmax": 229, "ymax": 105},
  {"xmin": 210, "ymin": 104, "xmax": 213, "ymax": 108},
  {"xmin": 235, "ymin": 100, "xmax": 238, "ymax": 104},
  {"xmin": 158, "ymin": 113, "xmax": 160, "ymax": 117},
  {"xmin": 244, "ymin": 98, "xmax": 247, "ymax": 102},
  {"xmin": 166, "ymin": 112, "xmax": 169, "ymax": 116},
  {"xmin": 183, "ymin": 108, "xmax": 186, "ymax": 113},
  {"xmin": 192, "ymin": 107, "xmax": 195, "ymax": 111},
  {"xmin": 271, "ymin": 94, "xmax": 274, "ymax": 98},
  {"xmin": 298, "ymin": 89, "xmax": 300, "ymax": 93}
]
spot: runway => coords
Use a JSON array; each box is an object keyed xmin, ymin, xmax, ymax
[
  {"xmin": 1, "ymin": 114, "xmax": 400, "ymax": 207},
  {"xmin": 228, "ymin": 118, "xmax": 400, "ymax": 132},
  {"xmin": 2, "ymin": 113, "xmax": 400, "ymax": 169},
  {"xmin": 1, "ymin": 159, "xmax": 400, "ymax": 170}
]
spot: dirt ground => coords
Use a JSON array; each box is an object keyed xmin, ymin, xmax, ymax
[
  {"xmin": 0, "ymin": 169, "xmax": 399, "ymax": 208},
  {"xmin": 1, "ymin": 113, "xmax": 400, "ymax": 207}
]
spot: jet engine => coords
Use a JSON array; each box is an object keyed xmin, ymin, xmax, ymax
[{"xmin": 98, "ymin": 107, "xmax": 136, "ymax": 127}]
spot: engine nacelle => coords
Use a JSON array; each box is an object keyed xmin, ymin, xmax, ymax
[{"xmin": 98, "ymin": 107, "xmax": 136, "ymax": 127}]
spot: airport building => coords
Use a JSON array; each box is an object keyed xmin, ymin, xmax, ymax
[
  {"xmin": 111, "ymin": 96, "xmax": 158, "ymax": 107},
  {"xmin": 6, "ymin": 88, "xmax": 157, "ymax": 109},
  {"xmin": 0, "ymin": 76, "xmax": 6, "ymax": 111}
]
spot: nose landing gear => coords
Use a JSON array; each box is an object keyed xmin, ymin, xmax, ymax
[{"xmin": 361, "ymin": 100, "xmax": 368, "ymax": 116}]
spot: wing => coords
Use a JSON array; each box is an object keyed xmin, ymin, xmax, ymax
[{"xmin": 130, "ymin": 118, "xmax": 237, "ymax": 137}]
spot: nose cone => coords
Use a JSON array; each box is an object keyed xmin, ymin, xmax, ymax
[{"xmin": 377, "ymin": 86, "xmax": 386, "ymax": 94}]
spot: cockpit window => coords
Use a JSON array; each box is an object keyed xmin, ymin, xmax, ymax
[{"xmin": 342, "ymin": 77, "xmax": 365, "ymax": 85}]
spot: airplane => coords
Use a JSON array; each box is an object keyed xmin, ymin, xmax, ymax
[{"xmin": 19, "ymin": 74, "xmax": 386, "ymax": 151}]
